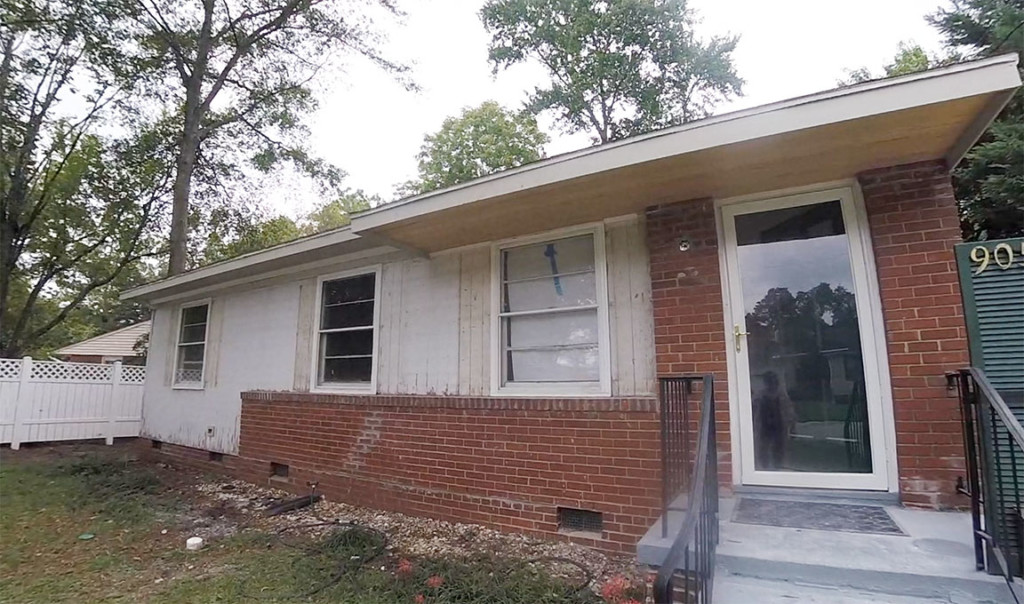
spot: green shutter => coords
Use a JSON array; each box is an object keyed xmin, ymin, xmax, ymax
[
  {"xmin": 956, "ymin": 238, "xmax": 1024, "ymax": 576},
  {"xmin": 955, "ymin": 237, "xmax": 1024, "ymax": 402}
]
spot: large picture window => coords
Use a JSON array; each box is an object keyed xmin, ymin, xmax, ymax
[
  {"xmin": 316, "ymin": 271, "xmax": 378, "ymax": 389},
  {"xmin": 495, "ymin": 229, "xmax": 609, "ymax": 394},
  {"xmin": 174, "ymin": 302, "xmax": 209, "ymax": 388}
]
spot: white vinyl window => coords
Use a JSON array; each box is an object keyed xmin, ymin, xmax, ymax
[
  {"xmin": 173, "ymin": 302, "xmax": 209, "ymax": 388},
  {"xmin": 493, "ymin": 228, "xmax": 610, "ymax": 395},
  {"xmin": 314, "ymin": 269, "xmax": 379, "ymax": 391}
]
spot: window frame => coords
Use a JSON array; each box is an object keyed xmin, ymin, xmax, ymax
[
  {"xmin": 172, "ymin": 299, "xmax": 211, "ymax": 390},
  {"xmin": 309, "ymin": 265, "xmax": 382, "ymax": 394},
  {"xmin": 490, "ymin": 224, "xmax": 612, "ymax": 397}
]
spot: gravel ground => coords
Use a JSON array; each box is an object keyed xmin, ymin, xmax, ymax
[{"xmin": 192, "ymin": 478, "xmax": 647, "ymax": 590}]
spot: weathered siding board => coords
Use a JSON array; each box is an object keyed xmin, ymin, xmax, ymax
[
  {"xmin": 606, "ymin": 218, "xmax": 656, "ymax": 396},
  {"xmin": 376, "ymin": 260, "xmax": 403, "ymax": 393},
  {"xmin": 458, "ymin": 247, "xmax": 491, "ymax": 395},
  {"xmin": 292, "ymin": 278, "xmax": 317, "ymax": 391},
  {"xmin": 377, "ymin": 257, "xmax": 461, "ymax": 395}
]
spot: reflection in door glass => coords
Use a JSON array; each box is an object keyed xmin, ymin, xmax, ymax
[{"xmin": 735, "ymin": 201, "xmax": 871, "ymax": 473}]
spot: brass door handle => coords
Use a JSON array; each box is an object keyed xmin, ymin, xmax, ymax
[{"xmin": 733, "ymin": 324, "xmax": 750, "ymax": 352}]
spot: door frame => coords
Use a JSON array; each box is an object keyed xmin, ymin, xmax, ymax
[{"xmin": 715, "ymin": 182, "xmax": 898, "ymax": 492}]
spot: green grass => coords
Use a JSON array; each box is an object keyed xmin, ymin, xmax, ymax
[
  {"xmin": 155, "ymin": 537, "xmax": 603, "ymax": 604},
  {"xmin": 0, "ymin": 451, "xmax": 174, "ymax": 603},
  {"xmin": 0, "ymin": 448, "xmax": 612, "ymax": 603}
]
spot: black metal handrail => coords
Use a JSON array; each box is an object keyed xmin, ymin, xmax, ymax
[
  {"xmin": 655, "ymin": 375, "xmax": 718, "ymax": 604},
  {"xmin": 951, "ymin": 367, "xmax": 1024, "ymax": 601},
  {"xmin": 660, "ymin": 376, "xmax": 698, "ymax": 536}
]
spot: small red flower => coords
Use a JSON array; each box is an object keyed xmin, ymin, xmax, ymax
[
  {"xmin": 413, "ymin": 594, "xmax": 425, "ymax": 604},
  {"xmin": 397, "ymin": 558, "xmax": 413, "ymax": 577},
  {"xmin": 600, "ymin": 575, "xmax": 630, "ymax": 603},
  {"xmin": 425, "ymin": 575, "xmax": 444, "ymax": 589}
]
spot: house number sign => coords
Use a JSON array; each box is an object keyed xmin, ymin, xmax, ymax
[{"xmin": 970, "ymin": 242, "xmax": 1024, "ymax": 275}]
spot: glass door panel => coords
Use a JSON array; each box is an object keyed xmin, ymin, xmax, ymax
[{"xmin": 733, "ymin": 200, "xmax": 872, "ymax": 474}]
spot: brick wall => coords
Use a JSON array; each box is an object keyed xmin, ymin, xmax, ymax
[
  {"xmin": 65, "ymin": 354, "xmax": 103, "ymax": 363},
  {"xmin": 645, "ymin": 199, "xmax": 732, "ymax": 486},
  {"xmin": 858, "ymin": 159, "xmax": 970, "ymax": 508},
  {"xmin": 179, "ymin": 392, "xmax": 660, "ymax": 553}
]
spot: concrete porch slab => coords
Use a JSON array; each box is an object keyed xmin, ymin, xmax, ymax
[
  {"xmin": 638, "ymin": 496, "xmax": 1016, "ymax": 603},
  {"xmin": 715, "ymin": 573, "xmax": 977, "ymax": 604}
]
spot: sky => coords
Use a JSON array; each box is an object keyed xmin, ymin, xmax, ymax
[{"xmin": 268, "ymin": 0, "xmax": 950, "ymax": 218}]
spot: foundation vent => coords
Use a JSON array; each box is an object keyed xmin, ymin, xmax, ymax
[{"xmin": 557, "ymin": 507, "xmax": 603, "ymax": 534}]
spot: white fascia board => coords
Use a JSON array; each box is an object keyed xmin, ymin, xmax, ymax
[
  {"xmin": 144, "ymin": 246, "xmax": 399, "ymax": 305},
  {"xmin": 122, "ymin": 227, "xmax": 364, "ymax": 301},
  {"xmin": 945, "ymin": 86, "xmax": 1018, "ymax": 168},
  {"xmin": 351, "ymin": 53, "xmax": 1021, "ymax": 233}
]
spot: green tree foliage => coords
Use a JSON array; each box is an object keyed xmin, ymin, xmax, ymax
[
  {"xmin": 201, "ymin": 215, "xmax": 303, "ymax": 263},
  {"xmin": 122, "ymin": 0, "xmax": 412, "ymax": 275},
  {"xmin": 930, "ymin": 0, "xmax": 1024, "ymax": 240},
  {"xmin": 840, "ymin": 41, "xmax": 938, "ymax": 85},
  {"xmin": 1, "ymin": 0, "xmax": 171, "ymax": 357},
  {"xmin": 401, "ymin": 102, "xmax": 549, "ymax": 195},
  {"xmin": 302, "ymin": 189, "xmax": 376, "ymax": 230},
  {"xmin": 481, "ymin": 0, "xmax": 743, "ymax": 143},
  {"xmin": 199, "ymin": 189, "xmax": 377, "ymax": 263}
]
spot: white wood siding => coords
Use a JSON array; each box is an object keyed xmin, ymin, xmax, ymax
[
  {"xmin": 142, "ymin": 215, "xmax": 656, "ymax": 452},
  {"xmin": 143, "ymin": 282, "xmax": 300, "ymax": 453}
]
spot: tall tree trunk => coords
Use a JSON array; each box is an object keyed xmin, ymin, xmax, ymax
[
  {"xmin": 167, "ymin": 134, "xmax": 196, "ymax": 276},
  {"xmin": 165, "ymin": 0, "xmax": 216, "ymax": 277},
  {"xmin": 0, "ymin": 34, "xmax": 21, "ymax": 348}
]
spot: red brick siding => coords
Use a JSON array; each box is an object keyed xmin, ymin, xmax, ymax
[
  {"xmin": 645, "ymin": 199, "xmax": 732, "ymax": 487},
  {"xmin": 159, "ymin": 392, "xmax": 660, "ymax": 553},
  {"xmin": 65, "ymin": 354, "xmax": 104, "ymax": 363},
  {"xmin": 858, "ymin": 159, "xmax": 969, "ymax": 508}
]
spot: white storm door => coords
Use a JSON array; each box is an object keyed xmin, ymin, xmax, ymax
[{"xmin": 722, "ymin": 188, "xmax": 889, "ymax": 490}]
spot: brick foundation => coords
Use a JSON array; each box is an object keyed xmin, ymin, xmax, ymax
[
  {"xmin": 145, "ymin": 392, "xmax": 662, "ymax": 553},
  {"xmin": 858, "ymin": 159, "xmax": 970, "ymax": 508}
]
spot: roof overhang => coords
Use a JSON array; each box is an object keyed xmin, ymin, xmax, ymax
[
  {"xmin": 350, "ymin": 53, "xmax": 1021, "ymax": 253},
  {"xmin": 124, "ymin": 54, "xmax": 1020, "ymax": 303},
  {"xmin": 122, "ymin": 227, "xmax": 398, "ymax": 302}
]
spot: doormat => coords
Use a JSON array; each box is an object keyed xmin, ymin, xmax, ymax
[{"xmin": 733, "ymin": 498, "xmax": 904, "ymax": 535}]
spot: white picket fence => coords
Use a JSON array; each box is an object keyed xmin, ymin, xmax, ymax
[{"xmin": 0, "ymin": 357, "xmax": 145, "ymax": 449}]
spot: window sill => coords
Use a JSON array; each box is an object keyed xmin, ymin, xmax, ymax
[
  {"xmin": 310, "ymin": 383, "xmax": 375, "ymax": 395},
  {"xmin": 495, "ymin": 383, "xmax": 611, "ymax": 398},
  {"xmin": 172, "ymin": 383, "xmax": 205, "ymax": 391}
]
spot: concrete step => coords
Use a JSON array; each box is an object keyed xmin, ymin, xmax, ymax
[
  {"xmin": 638, "ymin": 496, "xmax": 1016, "ymax": 604},
  {"xmin": 716, "ymin": 497, "xmax": 1013, "ymax": 603},
  {"xmin": 715, "ymin": 555, "xmax": 1012, "ymax": 604},
  {"xmin": 714, "ymin": 573, "xmax": 976, "ymax": 604}
]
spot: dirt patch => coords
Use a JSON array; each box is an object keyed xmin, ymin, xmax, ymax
[{"xmin": 191, "ymin": 478, "xmax": 646, "ymax": 589}]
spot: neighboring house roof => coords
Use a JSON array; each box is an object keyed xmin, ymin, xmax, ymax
[
  {"xmin": 123, "ymin": 53, "xmax": 1022, "ymax": 304},
  {"xmin": 55, "ymin": 321, "xmax": 151, "ymax": 358}
]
